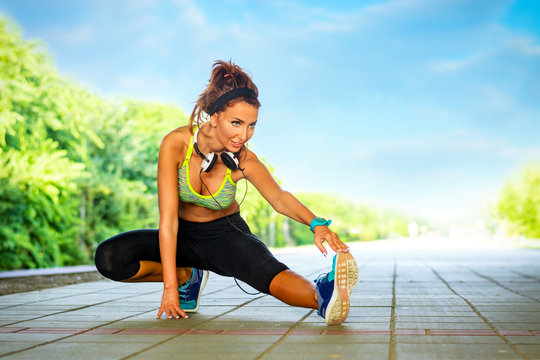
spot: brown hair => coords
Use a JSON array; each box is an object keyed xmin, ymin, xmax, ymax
[{"xmin": 189, "ymin": 60, "xmax": 260, "ymax": 132}]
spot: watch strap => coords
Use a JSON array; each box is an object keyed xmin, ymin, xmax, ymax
[{"xmin": 310, "ymin": 217, "xmax": 332, "ymax": 233}]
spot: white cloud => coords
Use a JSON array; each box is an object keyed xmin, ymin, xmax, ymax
[
  {"xmin": 174, "ymin": 0, "xmax": 207, "ymax": 29},
  {"xmin": 124, "ymin": 0, "xmax": 159, "ymax": 12},
  {"xmin": 429, "ymin": 53, "xmax": 487, "ymax": 73},
  {"xmin": 504, "ymin": 35, "xmax": 540, "ymax": 56},
  {"xmin": 45, "ymin": 24, "xmax": 96, "ymax": 46},
  {"xmin": 113, "ymin": 73, "xmax": 179, "ymax": 101}
]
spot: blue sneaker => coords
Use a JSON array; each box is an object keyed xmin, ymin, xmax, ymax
[
  {"xmin": 179, "ymin": 267, "xmax": 209, "ymax": 313},
  {"xmin": 314, "ymin": 252, "xmax": 358, "ymax": 325}
]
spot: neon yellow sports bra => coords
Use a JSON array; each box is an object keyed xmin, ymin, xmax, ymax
[{"xmin": 178, "ymin": 129, "xmax": 237, "ymax": 210}]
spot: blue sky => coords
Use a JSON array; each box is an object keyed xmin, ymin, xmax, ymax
[{"xmin": 1, "ymin": 0, "xmax": 539, "ymax": 224}]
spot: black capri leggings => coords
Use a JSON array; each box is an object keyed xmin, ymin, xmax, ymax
[{"xmin": 94, "ymin": 213, "xmax": 288, "ymax": 294}]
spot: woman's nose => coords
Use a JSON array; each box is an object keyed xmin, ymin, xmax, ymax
[{"xmin": 239, "ymin": 126, "xmax": 249, "ymax": 141}]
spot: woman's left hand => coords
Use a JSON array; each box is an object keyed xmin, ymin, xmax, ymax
[{"xmin": 313, "ymin": 226, "xmax": 349, "ymax": 256}]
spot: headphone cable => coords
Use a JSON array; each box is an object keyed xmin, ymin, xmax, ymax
[{"xmin": 198, "ymin": 167, "xmax": 262, "ymax": 296}]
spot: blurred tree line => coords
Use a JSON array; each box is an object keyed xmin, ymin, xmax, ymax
[
  {"xmin": 493, "ymin": 163, "xmax": 540, "ymax": 239},
  {"xmin": 0, "ymin": 16, "xmax": 411, "ymax": 270},
  {"xmin": 0, "ymin": 17, "xmax": 182, "ymax": 270}
]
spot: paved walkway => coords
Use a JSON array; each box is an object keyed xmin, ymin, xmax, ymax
[{"xmin": 0, "ymin": 239, "xmax": 539, "ymax": 360}]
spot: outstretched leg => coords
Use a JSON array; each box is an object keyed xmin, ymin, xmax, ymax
[
  {"xmin": 269, "ymin": 270, "xmax": 318, "ymax": 309},
  {"xmin": 269, "ymin": 253, "xmax": 359, "ymax": 325}
]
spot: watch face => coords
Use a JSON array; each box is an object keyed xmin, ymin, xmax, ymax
[{"xmin": 315, "ymin": 217, "xmax": 326, "ymax": 223}]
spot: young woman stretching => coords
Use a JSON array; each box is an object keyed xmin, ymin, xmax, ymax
[{"xmin": 95, "ymin": 60, "xmax": 358, "ymax": 325}]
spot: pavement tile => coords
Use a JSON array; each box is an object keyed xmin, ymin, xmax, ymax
[
  {"xmin": 198, "ymin": 321, "xmax": 295, "ymax": 330},
  {"xmin": 131, "ymin": 351, "xmax": 261, "ymax": 360},
  {"xmin": 493, "ymin": 323, "xmax": 540, "ymax": 331},
  {"xmin": 284, "ymin": 334, "xmax": 390, "ymax": 344},
  {"xmin": 396, "ymin": 322, "xmax": 492, "ymax": 330},
  {"xmin": 130, "ymin": 342, "xmax": 271, "ymax": 358},
  {"xmin": 348, "ymin": 306, "xmax": 392, "ymax": 316},
  {"xmin": 178, "ymin": 334, "xmax": 282, "ymax": 343},
  {"xmin": 429, "ymin": 329, "xmax": 496, "ymax": 336},
  {"xmin": 298, "ymin": 322, "xmax": 391, "ymax": 330},
  {"xmin": 395, "ymin": 343, "xmax": 523, "ymax": 360},
  {"xmin": 0, "ymin": 332, "xmax": 66, "ymax": 342},
  {"xmin": 103, "ymin": 319, "xmax": 204, "ymax": 330},
  {"xmin": 0, "ymin": 341, "xmax": 152, "ymax": 360},
  {"xmin": 2, "ymin": 305, "xmax": 80, "ymax": 312},
  {"xmin": 0, "ymin": 342, "xmax": 45, "ymax": 356},
  {"xmin": 224, "ymin": 329, "xmax": 289, "ymax": 335},
  {"xmin": 325, "ymin": 329, "xmax": 391, "ymax": 335},
  {"xmin": 396, "ymin": 316, "xmax": 486, "ymax": 323},
  {"xmin": 513, "ymin": 344, "xmax": 540, "ymax": 360},
  {"xmin": 482, "ymin": 312, "xmax": 540, "ymax": 322},
  {"xmin": 0, "ymin": 327, "xmax": 28, "ymax": 333},
  {"xmin": 499, "ymin": 330, "xmax": 536, "ymax": 336},
  {"xmin": 397, "ymin": 335, "xmax": 505, "ymax": 344},
  {"xmin": 265, "ymin": 343, "xmax": 389, "ymax": 359},
  {"xmin": 11, "ymin": 320, "xmax": 109, "ymax": 329},
  {"xmin": 507, "ymin": 336, "xmax": 540, "ymax": 344},
  {"xmin": 394, "ymin": 329, "xmax": 427, "ymax": 335},
  {"xmin": 57, "ymin": 333, "xmax": 175, "ymax": 343}
]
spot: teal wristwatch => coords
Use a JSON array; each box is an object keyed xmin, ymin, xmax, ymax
[{"xmin": 310, "ymin": 217, "xmax": 332, "ymax": 233}]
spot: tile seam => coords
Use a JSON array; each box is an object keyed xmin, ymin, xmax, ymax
[
  {"xmin": 119, "ymin": 294, "xmax": 267, "ymax": 360},
  {"xmin": 427, "ymin": 263, "xmax": 531, "ymax": 360},
  {"xmin": 0, "ymin": 307, "xmax": 157, "ymax": 358},
  {"xmin": 388, "ymin": 258, "xmax": 397, "ymax": 360},
  {"xmin": 255, "ymin": 309, "xmax": 315, "ymax": 360},
  {"xmin": 460, "ymin": 266, "xmax": 540, "ymax": 304}
]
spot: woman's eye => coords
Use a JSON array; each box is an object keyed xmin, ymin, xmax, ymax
[
  {"xmin": 249, "ymin": 123, "xmax": 257, "ymax": 129},
  {"xmin": 232, "ymin": 121, "xmax": 240, "ymax": 126}
]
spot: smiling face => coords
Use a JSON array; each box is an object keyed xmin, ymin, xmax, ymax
[{"xmin": 212, "ymin": 101, "xmax": 259, "ymax": 153}]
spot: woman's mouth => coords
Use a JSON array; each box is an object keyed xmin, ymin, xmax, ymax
[{"xmin": 231, "ymin": 141, "xmax": 243, "ymax": 149}]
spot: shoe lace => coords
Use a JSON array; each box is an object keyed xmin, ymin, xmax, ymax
[{"xmin": 178, "ymin": 283, "xmax": 189, "ymax": 301}]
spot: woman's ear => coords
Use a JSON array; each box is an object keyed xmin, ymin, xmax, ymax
[{"xmin": 210, "ymin": 113, "xmax": 219, "ymax": 127}]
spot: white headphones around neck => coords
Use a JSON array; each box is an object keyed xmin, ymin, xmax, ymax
[{"xmin": 193, "ymin": 127, "xmax": 239, "ymax": 172}]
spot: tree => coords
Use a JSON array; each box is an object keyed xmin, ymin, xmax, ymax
[
  {"xmin": 0, "ymin": 16, "xmax": 91, "ymax": 269},
  {"xmin": 0, "ymin": 16, "xmax": 187, "ymax": 269},
  {"xmin": 495, "ymin": 163, "xmax": 540, "ymax": 238}
]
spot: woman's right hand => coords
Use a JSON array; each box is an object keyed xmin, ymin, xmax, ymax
[{"xmin": 156, "ymin": 288, "xmax": 188, "ymax": 319}]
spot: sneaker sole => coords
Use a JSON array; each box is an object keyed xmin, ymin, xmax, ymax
[
  {"xmin": 325, "ymin": 252, "xmax": 359, "ymax": 325},
  {"xmin": 184, "ymin": 270, "xmax": 209, "ymax": 313}
]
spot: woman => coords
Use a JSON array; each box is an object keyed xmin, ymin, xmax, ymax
[{"xmin": 95, "ymin": 60, "xmax": 358, "ymax": 325}]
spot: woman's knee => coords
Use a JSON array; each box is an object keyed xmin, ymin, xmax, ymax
[
  {"xmin": 94, "ymin": 240, "xmax": 131, "ymax": 281},
  {"xmin": 94, "ymin": 241, "xmax": 114, "ymax": 278}
]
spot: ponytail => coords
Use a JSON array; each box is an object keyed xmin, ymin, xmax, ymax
[{"xmin": 189, "ymin": 60, "xmax": 260, "ymax": 133}]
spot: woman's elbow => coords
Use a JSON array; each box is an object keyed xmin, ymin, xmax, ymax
[{"xmin": 272, "ymin": 191, "xmax": 293, "ymax": 215}]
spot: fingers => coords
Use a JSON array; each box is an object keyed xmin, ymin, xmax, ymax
[
  {"xmin": 156, "ymin": 301, "xmax": 188, "ymax": 320},
  {"xmin": 314, "ymin": 228, "xmax": 349, "ymax": 255},
  {"xmin": 314, "ymin": 238, "xmax": 328, "ymax": 257},
  {"xmin": 331, "ymin": 232, "xmax": 350, "ymax": 253}
]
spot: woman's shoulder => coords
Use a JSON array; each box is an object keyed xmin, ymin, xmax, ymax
[
  {"xmin": 160, "ymin": 125, "xmax": 192, "ymax": 152},
  {"xmin": 239, "ymin": 146, "xmax": 259, "ymax": 163}
]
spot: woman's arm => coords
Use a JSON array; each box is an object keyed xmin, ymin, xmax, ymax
[
  {"xmin": 156, "ymin": 133, "xmax": 186, "ymax": 319},
  {"xmin": 242, "ymin": 151, "xmax": 349, "ymax": 255}
]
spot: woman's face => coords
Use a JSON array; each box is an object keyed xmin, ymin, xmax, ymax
[{"xmin": 213, "ymin": 101, "xmax": 259, "ymax": 153}]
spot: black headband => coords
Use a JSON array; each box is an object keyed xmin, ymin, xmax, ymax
[{"xmin": 206, "ymin": 88, "xmax": 258, "ymax": 116}]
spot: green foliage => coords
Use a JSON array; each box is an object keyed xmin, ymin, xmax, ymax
[
  {"xmin": 239, "ymin": 185, "xmax": 411, "ymax": 248},
  {"xmin": 292, "ymin": 193, "xmax": 410, "ymax": 243},
  {"xmin": 495, "ymin": 163, "xmax": 540, "ymax": 238},
  {"xmin": 0, "ymin": 16, "xmax": 186, "ymax": 269}
]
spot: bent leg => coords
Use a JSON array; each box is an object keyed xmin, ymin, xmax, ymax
[
  {"xmin": 269, "ymin": 270, "xmax": 318, "ymax": 309},
  {"xmin": 94, "ymin": 229, "xmax": 191, "ymax": 284},
  {"xmin": 126, "ymin": 261, "xmax": 192, "ymax": 284}
]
